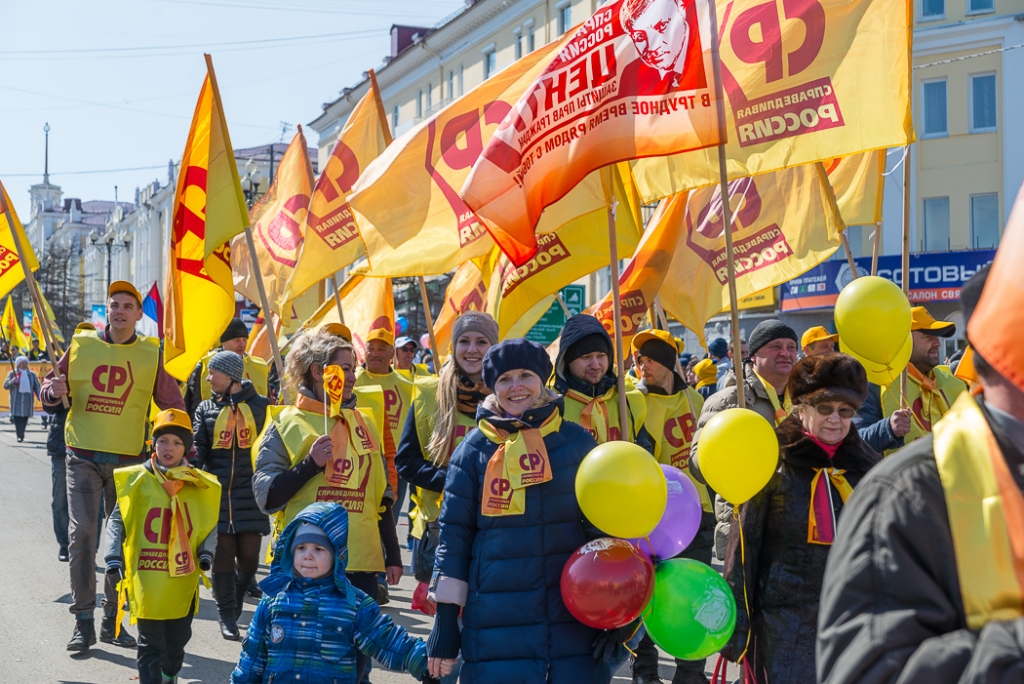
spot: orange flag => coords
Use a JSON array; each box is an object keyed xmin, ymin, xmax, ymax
[
  {"xmin": 463, "ymin": 0, "xmax": 721, "ymax": 265},
  {"xmin": 232, "ymin": 127, "xmax": 315, "ymax": 316},
  {"xmin": 969, "ymin": 182, "xmax": 1024, "ymax": 392},
  {"xmin": 630, "ymin": 0, "xmax": 912, "ymax": 202},
  {"xmin": 433, "ymin": 259, "xmax": 489, "ymax": 359},
  {"xmin": 164, "ymin": 56, "xmax": 249, "ymax": 380},
  {"xmin": 302, "ymin": 273, "xmax": 395, "ymax": 365},
  {"xmin": 284, "ymin": 72, "xmax": 390, "ymax": 301}
]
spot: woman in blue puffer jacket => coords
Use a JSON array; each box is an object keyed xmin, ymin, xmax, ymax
[{"xmin": 426, "ymin": 339, "xmax": 612, "ymax": 684}]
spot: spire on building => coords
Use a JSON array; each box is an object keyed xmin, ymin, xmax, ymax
[{"xmin": 43, "ymin": 123, "xmax": 50, "ymax": 185}]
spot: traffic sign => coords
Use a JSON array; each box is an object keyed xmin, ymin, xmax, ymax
[{"xmin": 525, "ymin": 285, "xmax": 586, "ymax": 345}]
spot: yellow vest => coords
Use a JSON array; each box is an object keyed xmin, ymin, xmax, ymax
[
  {"xmin": 114, "ymin": 463, "xmax": 220, "ymax": 621},
  {"xmin": 262, "ymin": 404, "xmax": 387, "ymax": 572},
  {"xmin": 643, "ymin": 387, "xmax": 712, "ymax": 512},
  {"xmin": 881, "ymin": 365, "xmax": 967, "ymax": 451},
  {"xmin": 65, "ymin": 331, "xmax": 160, "ymax": 455},
  {"xmin": 199, "ymin": 352, "xmax": 270, "ymax": 399},
  {"xmin": 395, "ymin": 363, "xmax": 432, "ymax": 381},
  {"xmin": 562, "ymin": 380, "xmax": 648, "ymax": 444},
  {"xmin": 408, "ymin": 376, "xmax": 476, "ymax": 538},
  {"xmin": 934, "ymin": 393, "xmax": 1024, "ymax": 630}
]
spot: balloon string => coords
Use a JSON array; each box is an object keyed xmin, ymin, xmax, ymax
[
  {"xmin": 893, "ymin": 384, "xmax": 928, "ymax": 433},
  {"xmin": 622, "ymin": 619, "xmax": 645, "ymax": 659},
  {"xmin": 734, "ymin": 508, "xmax": 752, "ymax": 665}
]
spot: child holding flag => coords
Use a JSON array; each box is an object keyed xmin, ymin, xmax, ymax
[{"xmin": 103, "ymin": 409, "xmax": 220, "ymax": 684}]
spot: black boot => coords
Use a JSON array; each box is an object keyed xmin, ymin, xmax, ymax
[
  {"xmin": 66, "ymin": 617, "xmax": 96, "ymax": 652},
  {"xmin": 235, "ymin": 571, "xmax": 256, "ymax": 621},
  {"xmin": 212, "ymin": 572, "xmax": 240, "ymax": 640},
  {"xmin": 100, "ymin": 605, "xmax": 137, "ymax": 648}
]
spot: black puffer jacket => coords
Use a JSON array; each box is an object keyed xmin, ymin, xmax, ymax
[
  {"xmin": 193, "ymin": 380, "xmax": 271, "ymax": 535},
  {"xmin": 721, "ymin": 414, "xmax": 880, "ymax": 683}
]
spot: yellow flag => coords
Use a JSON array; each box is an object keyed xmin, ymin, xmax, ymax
[
  {"xmin": 433, "ymin": 259, "xmax": 489, "ymax": 358},
  {"xmin": 323, "ymin": 364, "xmax": 347, "ymax": 415},
  {"xmin": 631, "ymin": 0, "xmax": 912, "ymax": 201},
  {"xmin": 37, "ymin": 290, "xmax": 65, "ymax": 346},
  {"xmin": 284, "ymin": 72, "xmax": 390, "ymax": 301},
  {"xmin": 487, "ymin": 166, "xmax": 643, "ymax": 338},
  {"xmin": 0, "ymin": 180, "xmax": 41, "ymax": 301},
  {"xmin": 658, "ymin": 164, "xmax": 843, "ymax": 346},
  {"xmin": 824, "ymin": 150, "xmax": 885, "ymax": 227},
  {"xmin": 1, "ymin": 297, "xmax": 30, "ymax": 351},
  {"xmin": 302, "ymin": 273, "xmax": 395, "ymax": 364},
  {"xmin": 164, "ymin": 57, "xmax": 249, "ymax": 380},
  {"xmin": 232, "ymin": 127, "xmax": 315, "ymax": 315}
]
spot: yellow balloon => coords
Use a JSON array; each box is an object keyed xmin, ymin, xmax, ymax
[
  {"xmin": 834, "ymin": 276, "xmax": 911, "ymax": 365},
  {"xmin": 576, "ymin": 441, "xmax": 667, "ymax": 538},
  {"xmin": 841, "ymin": 335, "xmax": 912, "ymax": 386},
  {"xmin": 697, "ymin": 408, "xmax": 779, "ymax": 506}
]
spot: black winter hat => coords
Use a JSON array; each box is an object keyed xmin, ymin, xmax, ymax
[
  {"xmin": 556, "ymin": 314, "xmax": 612, "ymax": 371},
  {"xmin": 482, "ymin": 339, "xmax": 553, "ymax": 391},
  {"xmin": 747, "ymin": 320, "xmax": 799, "ymax": 356},
  {"xmin": 787, "ymin": 353, "xmax": 869, "ymax": 409},
  {"xmin": 221, "ymin": 318, "xmax": 250, "ymax": 343}
]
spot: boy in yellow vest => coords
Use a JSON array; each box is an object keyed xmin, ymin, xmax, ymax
[
  {"xmin": 104, "ymin": 409, "xmax": 220, "ymax": 684},
  {"xmin": 818, "ymin": 265, "xmax": 1024, "ymax": 682}
]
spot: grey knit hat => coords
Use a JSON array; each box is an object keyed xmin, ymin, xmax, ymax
[
  {"xmin": 451, "ymin": 312, "xmax": 499, "ymax": 348},
  {"xmin": 208, "ymin": 351, "xmax": 244, "ymax": 383},
  {"xmin": 290, "ymin": 522, "xmax": 335, "ymax": 556}
]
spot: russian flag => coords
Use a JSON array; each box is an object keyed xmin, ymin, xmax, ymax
[{"xmin": 137, "ymin": 282, "xmax": 163, "ymax": 338}]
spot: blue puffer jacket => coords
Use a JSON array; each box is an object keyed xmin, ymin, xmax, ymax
[
  {"xmin": 431, "ymin": 396, "xmax": 611, "ymax": 684},
  {"xmin": 232, "ymin": 502, "xmax": 427, "ymax": 684}
]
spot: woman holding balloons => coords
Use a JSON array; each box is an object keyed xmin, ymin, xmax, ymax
[
  {"xmin": 714, "ymin": 354, "xmax": 880, "ymax": 682},
  {"xmin": 425, "ymin": 338, "xmax": 613, "ymax": 683}
]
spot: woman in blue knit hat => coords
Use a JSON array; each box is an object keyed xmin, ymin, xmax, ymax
[{"xmin": 425, "ymin": 338, "xmax": 612, "ymax": 684}]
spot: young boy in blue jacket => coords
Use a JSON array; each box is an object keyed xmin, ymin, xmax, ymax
[{"xmin": 232, "ymin": 501, "xmax": 436, "ymax": 684}]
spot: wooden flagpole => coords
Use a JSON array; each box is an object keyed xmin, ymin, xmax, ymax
[
  {"xmin": 870, "ymin": 223, "xmax": 881, "ymax": 276},
  {"xmin": 606, "ymin": 201, "xmax": 629, "ymax": 433},
  {"xmin": 205, "ymin": 54, "xmax": 285, "ymax": 386},
  {"xmin": 707, "ymin": 0, "xmax": 745, "ymax": 409},
  {"xmin": 900, "ymin": 145, "xmax": 911, "ymax": 401},
  {"xmin": 2, "ymin": 205, "xmax": 67, "ymax": 407},
  {"xmin": 556, "ymin": 293, "xmax": 572, "ymax": 318},
  {"xmin": 418, "ymin": 277, "xmax": 440, "ymax": 364},
  {"xmin": 840, "ymin": 230, "xmax": 859, "ymax": 277}
]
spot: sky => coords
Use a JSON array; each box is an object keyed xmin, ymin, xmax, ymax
[{"xmin": 0, "ymin": 0, "xmax": 461, "ymax": 219}]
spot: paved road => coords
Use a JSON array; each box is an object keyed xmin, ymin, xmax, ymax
[{"xmin": 0, "ymin": 417, "xmax": 736, "ymax": 683}]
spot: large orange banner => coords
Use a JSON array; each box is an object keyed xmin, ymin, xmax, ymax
[
  {"xmin": 464, "ymin": 0, "xmax": 721, "ymax": 265},
  {"xmin": 630, "ymin": 0, "xmax": 912, "ymax": 202}
]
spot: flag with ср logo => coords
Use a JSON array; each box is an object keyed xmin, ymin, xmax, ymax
[
  {"xmin": 232, "ymin": 127, "xmax": 315, "ymax": 316},
  {"xmin": 164, "ymin": 56, "xmax": 250, "ymax": 380},
  {"xmin": 302, "ymin": 271, "xmax": 394, "ymax": 365},
  {"xmin": 463, "ymin": 0, "xmax": 722, "ymax": 265},
  {"xmin": 284, "ymin": 73, "xmax": 390, "ymax": 302},
  {"xmin": 630, "ymin": 0, "xmax": 912, "ymax": 202},
  {"xmin": 433, "ymin": 259, "xmax": 489, "ymax": 360},
  {"xmin": 0, "ymin": 180, "xmax": 40, "ymax": 302}
]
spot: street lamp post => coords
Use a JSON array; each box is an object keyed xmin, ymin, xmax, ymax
[
  {"xmin": 90, "ymin": 231, "xmax": 132, "ymax": 296},
  {"xmin": 241, "ymin": 158, "xmax": 263, "ymax": 209}
]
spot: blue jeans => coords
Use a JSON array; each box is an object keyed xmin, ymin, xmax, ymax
[{"xmin": 50, "ymin": 453, "xmax": 69, "ymax": 551}]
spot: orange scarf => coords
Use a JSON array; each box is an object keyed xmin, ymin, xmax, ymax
[
  {"xmin": 564, "ymin": 387, "xmax": 612, "ymax": 443},
  {"xmin": 294, "ymin": 393, "xmax": 378, "ymax": 489},
  {"xmin": 478, "ymin": 412, "xmax": 560, "ymax": 517},
  {"xmin": 150, "ymin": 456, "xmax": 210, "ymax": 576}
]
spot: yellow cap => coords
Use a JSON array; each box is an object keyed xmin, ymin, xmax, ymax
[
  {"xmin": 911, "ymin": 306, "xmax": 955, "ymax": 337},
  {"xmin": 801, "ymin": 326, "xmax": 839, "ymax": 349},
  {"xmin": 694, "ymin": 358, "xmax": 717, "ymax": 387},
  {"xmin": 152, "ymin": 408, "xmax": 192, "ymax": 434},
  {"xmin": 319, "ymin": 322, "xmax": 352, "ymax": 342},
  {"xmin": 107, "ymin": 280, "xmax": 142, "ymax": 303},
  {"xmin": 674, "ymin": 336, "xmax": 685, "ymax": 354},
  {"xmin": 631, "ymin": 328, "xmax": 676, "ymax": 355},
  {"xmin": 75, "ymin": 322, "xmax": 96, "ymax": 333},
  {"xmin": 365, "ymin": 327, "xmax": 395, "ymax": 347}
]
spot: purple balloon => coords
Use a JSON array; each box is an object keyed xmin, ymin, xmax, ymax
[{"xmin": 629, "ymin": 465, "xmax": 702, "ymax": 560}]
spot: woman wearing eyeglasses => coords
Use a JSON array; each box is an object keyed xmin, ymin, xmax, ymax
[{"xmin": 718, "ymin": 354, "xmax": 880, "ymax": 683}]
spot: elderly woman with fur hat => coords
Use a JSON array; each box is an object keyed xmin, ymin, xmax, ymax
[
  {"xmin": 718, "ymin": 353, "xmax": 880, "ymax": 683},
  {"xmin": 425, "ymin": 339, "xmax": 612, "ymax": 684}
]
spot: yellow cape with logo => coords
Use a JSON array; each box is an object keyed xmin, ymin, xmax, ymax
[
  {"xmin": 114, "ymin": 463, "xmax": 220, "ymax": 621},
  {"xmin": 561, "ymin": 379, "xmax": 647, "ymax": 445},
  {"xmin": 355, "ymin": 368, "xmax": 414, "ymax": 493}
]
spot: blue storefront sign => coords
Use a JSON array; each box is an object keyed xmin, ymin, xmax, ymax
[{"xmin": 781, "ymin": 249, "xmax": 995, "ymax": 311}]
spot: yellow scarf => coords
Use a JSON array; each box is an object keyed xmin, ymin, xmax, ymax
[
  {"xmin": 564, "ymin": 387, "xmax": 612, "ymax": 442},
  {"xmin": 907, "ymin": 364, "xmax": 954, "ymax": 432},
  {"xmin": 478, "ymin": 412, "xmax": 561, "ymax": 517},
  {"xmin": 754, "ymin": 370, "xmax": 792, "ymax": 425},
  {"xmin": 807, "ymin": 468, "xmax": 853, "ymax": 545},
  {"xmin": 149, "ymin": 456, "xmax": 210, "ymax": 577},
  {"xmin": 211, "ymin": 402, "xmax": 256, "ymax": 450},
  {"xmin": 294, "ymin": 393, "xmax": 378, "ymax": 490}
]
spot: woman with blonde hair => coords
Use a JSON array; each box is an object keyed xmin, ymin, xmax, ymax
[
  {"xmin": 396, "ymin": 312, "xmax": 498, "ymax": 614},
  {"xmin": 251, "ymin": 330, "xmax": 401, "ymax": 683}
]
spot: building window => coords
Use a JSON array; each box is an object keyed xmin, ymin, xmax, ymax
[
  {"xmin": 921, "ymin": 0, "xmax": 943, "ymax": 18},
  {"xmin": 922, "ymin": 79, "xmax": 947, "ymax": 137},
  {"xmin": 392, "ymin": 105, "xmax": 399, "ymax": 131},
  {"xmin": 968, "ymin": 0, "xmax": 993, "ymax": 13},
  {"xmin": 426, "ymin": 83, "xmax": 432, "ymax": 110},
  {"xmin": 448, "ymin": 70, "xmax": 454, "ymax": 100},
  {"xmin": 459, "ymin": 65, "xmax": 464, "ymax": 96},
  {"xmin": 970, "ymin": 73, "xmax": 997, "ymax": 132},
  {"xmin": 922, "ymin": 197, "xmax": 950, "ymax": 252},
  {"xmin": 528, "ymin": 25, "xmax": 536, "ymax": 52},
  {"xmin": 416, "ymin": 90, "xmax": 423, "ymax": 118},
  {"xmin": 484, "ymin": 50, "xmax": 496, "ymax": 79},
  {"xmin": 557, "ymin": 4, "xmax": 572, "ymax": 34},
  {"xmin": 970, "ymin": 193, "xmax": 1000, "ymax": 248},
  {"xmin": 515, "ymin": 30, "xmax": 523, "ymax": 60}
]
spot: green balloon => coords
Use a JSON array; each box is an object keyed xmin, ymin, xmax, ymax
[{"xmin": 642, "ymin": 559, "xmax": 737, "ymax": 660}]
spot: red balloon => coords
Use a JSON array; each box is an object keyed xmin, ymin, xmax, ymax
[{"xmin": 560, "ymin": 538, "xmax": 655, "ymax": 630}]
